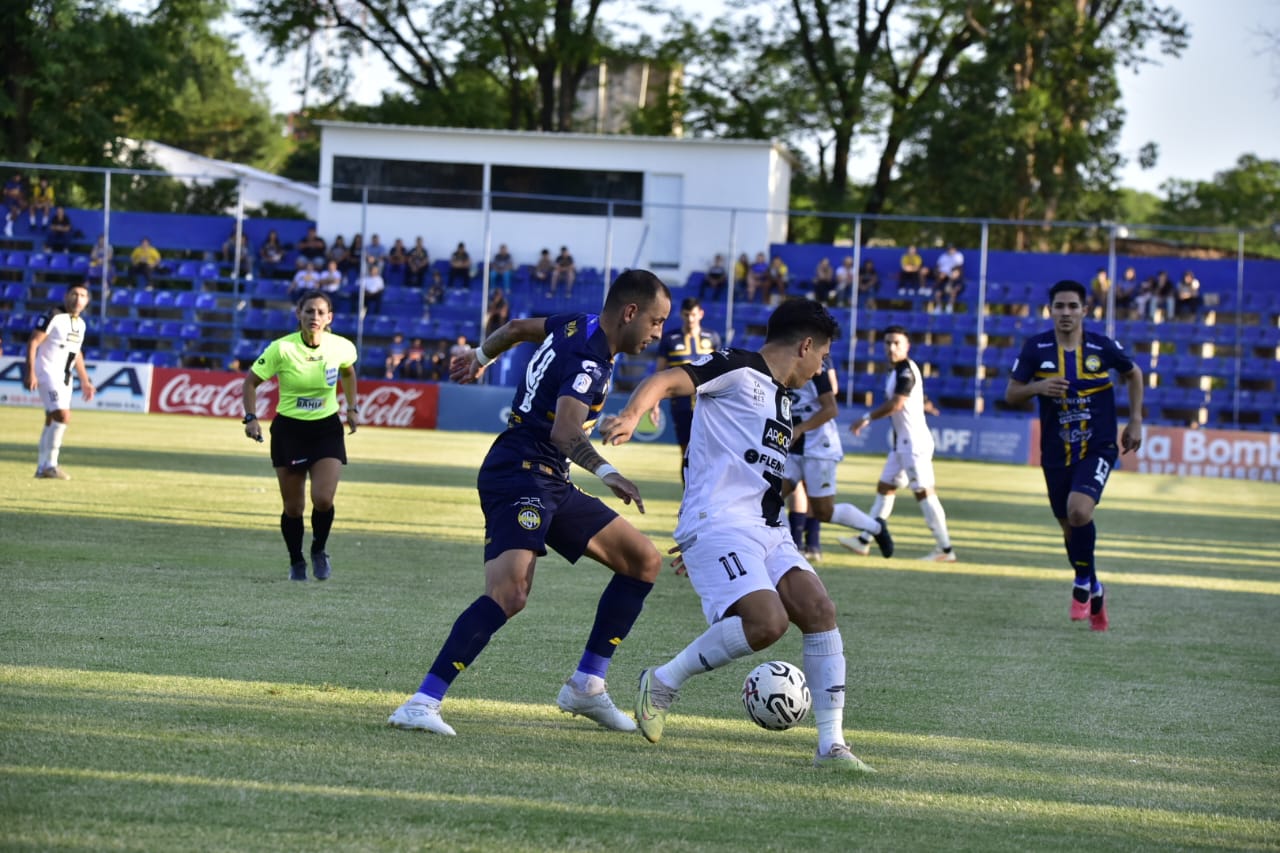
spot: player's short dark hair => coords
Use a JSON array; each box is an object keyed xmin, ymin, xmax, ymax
[
  {"xmin": 766, "ymin": 297, "xmax": 841, "ymax": 344},
  {"xmin": 1049, "ymin": 279, "xmax": 1088, "ymax": 302},
  {"xmin": 604, "ymin": 269, "xmax": 671, "ymax": 311},
  {"xmin": 680, "ymin": 296, "xmax": 701, "ymax": 312},
  {"xmin": 883, "ymin": 324, "xmax": 908, "ymax": 338}
]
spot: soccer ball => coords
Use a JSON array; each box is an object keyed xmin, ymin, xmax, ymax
[{"xmin": 742, "ymin": 660, "xmax": 811, "ymax": 731}]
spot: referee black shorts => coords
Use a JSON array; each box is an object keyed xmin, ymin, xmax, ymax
[{"xmin": 269, "ymin": 412, "xmax": 347, "ymax": 470}]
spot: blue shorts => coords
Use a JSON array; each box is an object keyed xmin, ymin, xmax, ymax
[
  {"xmin": 1042, "ymin": 451, "xmax": 1117, "ymax": 520},
  {"xmin": 478, "ymin": 463, "xmax": 618, "ymax": 563}
]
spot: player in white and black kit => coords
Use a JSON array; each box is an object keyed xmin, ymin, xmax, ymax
[
  {"xmin": 602, "ymin": 299, "xmax": 890, "ymax": 772},
  {"xmin": 784, "ymin": 357, "xmax": 887, "ymax": 561},
  {"xmin": 25, "ymin": 282, "xmax": 95, "ymax": 479},
  {"xmin": 840, "ymin": 325, "xmax": 955, "ymax": 561}
]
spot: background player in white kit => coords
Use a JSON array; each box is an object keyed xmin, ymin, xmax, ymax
[
  {"xmin": 840, "ymin": 325, "xmax": 955, "ymax": 561},
  {"xmin": 25, "ymin": 282, "xmax": 95, "ymax": 479},
  {"xmin": 602, "ymin": 299, "xmax": 888, "ymax": 772}
]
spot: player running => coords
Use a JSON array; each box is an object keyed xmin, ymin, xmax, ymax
[
  {"xmin": 602, "ymin": 298, "xmax": 886, "ymax": 771},
  {"xmin": 1006, "ymin": 279, "xmax": 1143, "ymax": 631}
]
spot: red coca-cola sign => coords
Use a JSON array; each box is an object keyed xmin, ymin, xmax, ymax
[{"xmin": 149, "ymin": 368, "xmax": 438, "ymax": 429}]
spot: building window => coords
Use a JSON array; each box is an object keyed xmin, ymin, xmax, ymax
[
  {"xmin": 331, "ymin": 156, "xmax": 483, "ymax": 209},
  {"xmin": 491, "ymin": 166, "xmax": 643, "ymax": 218}
]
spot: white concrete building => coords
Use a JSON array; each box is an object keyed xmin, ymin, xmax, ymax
[
  {"xmin": 136, "ymin": 140, "xmax": 320, "ymax": 219},
  {"xmin": 314, "ymin": 122, "xmax": 795, "ymax": 282}
]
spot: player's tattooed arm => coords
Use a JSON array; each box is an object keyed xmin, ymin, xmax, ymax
[{"xmin": 564, "ymin": 430, "xmax": 609, "ymax": 474}]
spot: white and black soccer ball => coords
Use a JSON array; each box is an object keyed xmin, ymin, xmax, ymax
[{"xmin": 742, "ymin": 660, "xmax": 811, "ymax": 731}]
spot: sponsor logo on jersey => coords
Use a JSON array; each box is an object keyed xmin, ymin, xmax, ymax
[
  {"xmin": 1084, "ymin": 354, "xmax": 1102, "ymax": 372},
  {"xmin": 762, "ymin": 418, "xmax": 791, "ymax": 452},
  {"xmin": 297, "ymin": 397, "xmax": 323, "ymax": 410},
  {"xmin": 779, "ymin": 395, "xmax": 792, "ymax": 422},
  {"xmin": 325, "ymin": 366, "xmax": 339, "ymax": 385},
  {"xmin": 1037, "ymin": 341, "xmax": 1055, "ymax": 348},
  {"xmin": 744, "ymin": 449, "xmax": 759, "ymax": 464},
  {"xmin": 691, "ymin": 352, "xmax": 713, "ymax": 366},
  {"xmin": 517, "ymin": 507, "xmax": 542, "ymax": 530},
  {"xmin": 1039, "ymin": 361, "xmax": 1057, "ymax": 369},
  {"xmin": 564, "ymin": 320, "xmax": 578, "ymax": 337},
  {"xmin": 572, "ymin": 372, "xmax": 592, "ymax": 393}
]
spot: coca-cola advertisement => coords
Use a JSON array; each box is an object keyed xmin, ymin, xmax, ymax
[{"xmin": 149, "ymin": 367, "xmax": 439, "ymax": 429}]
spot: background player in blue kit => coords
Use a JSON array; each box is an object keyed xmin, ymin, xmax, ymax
[
  {"xmin": 654, "ymin": 296, "xmax": 721, "ymax": 485},
  {"xmin": 1006, "ymin": 279, "xmax": 1144, "ymax": 632},
  {"xmin": 388, "ymin": 270, "xmax": 672, "ymax": 736}
]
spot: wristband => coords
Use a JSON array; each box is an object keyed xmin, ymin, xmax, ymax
[
  {"xmin": 242, "ymin": 413, "xmax": 257, "ymax": 424},
  {"xmin": 594, "ymin": 463, "xmax": 619, "ymax": 480},
  {"xmin": 475, "ymin": 346, "xmax": 494, "ymax": 367},
  {"xmin": 347, "ymin": 406, "xmax": 359, "ymax": 413}
]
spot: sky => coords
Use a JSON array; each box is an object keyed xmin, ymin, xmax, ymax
[{"xmin": 230, "ymin": 0, "xmax": 1280, "ymax": 196}]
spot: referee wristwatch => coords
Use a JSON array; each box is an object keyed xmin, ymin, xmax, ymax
[{"xmin": 242, "ymin": 413, "xmax": 257, "ymax": 424}]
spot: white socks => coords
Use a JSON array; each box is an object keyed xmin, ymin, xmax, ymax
[
  {"xmin": 831, "ymin": 502, "xmax": 878, "ymax": 533},
  {"xmin": 803, "ymin": 629, "xmax": 847, "ymax": 753},
  {"xmin": 920, "ymin": 494, "xmax": 951, "ymax": 549},
  {"xmin": 656, "ymin": 616, "xmax": 752, "ymax": 689},
  {"xmin": 47, "ymin": 422, "xmax": 67, "ymax": 468}
]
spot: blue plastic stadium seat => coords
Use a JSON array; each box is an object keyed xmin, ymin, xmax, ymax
[
  {"xmin": 2, "ymin": 282, "xmax": 25, "ymax": 302},
  {"xmin": 132, "ymin": 290, "xmax": 156, "ymax": 309},
  {"xmin": 3, "ymin": 251, "xmax": 28, "ymax": 268},
  {"xmin": 174, "ymin": 291, "xmax": 198, "ymax": 310},
  {"xmin": 152, "ymin": 290, "xmax": 176, "ymax": 310},
  {"xmin": 127, "ymin": 350, "xmax": 152, "ymax": 363},
  {"xmin": 48, "ymin": 254, "xmax": 71, "ymax": 271},
  {"xmin": 45, "ymin": 285, "xmax": 67, "ymax": 304},
  {"xmin": 241, "ymin": 308, "xmax": 268, "ymax": 331},
  {"xmin": 179, "ymin": 323, "xmax": 202, "ymax": 341},
  {"xmin": 134, "ymin": 320, "xmax": 159, "ymax": 340},
  {"xmin": 108, "ymin": 289, "xmax": 132, "ymax": 309},
  {"xmin": 265, "ymin": 309, "xmax": 292, "ymax": 331},
  {"xmin": 194, "ymin": 293, "xmax": 218, "ymax": 311},
  {"xmin": 26, "ymin": 253, "xmax": 49, "ymax": 270},
  {"xmin": 158, "ymin": 321, "xmax": 184, "ymax": 339},
  {"xmin": 71, "ymin": 254, "xmax": 90, "ymax": 272},
  {"xmin": 175, "ymin": 260, "xmax": 201, "ymax": 279},
  {"xmin": 199, "ymin": 262, "xmax": 220, "ymax": 280},
  {"xmin": 150, "ymin": 351, "xmax": 179, "ymax": 368},
  {"xmin": 4, "ymin": 313, "xmax": 30, "ymax": 333}
]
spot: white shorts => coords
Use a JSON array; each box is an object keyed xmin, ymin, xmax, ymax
[
  {"xmin": 784, "ymin": 455, "xmax": 840, "ymax": 498},
  {"xmin": 37, "ymin": 376, "xmax": 73, "ymax": 412},
  {"xmin": 879, "ymin": 447, "xmax": 936, "ymax": 491},
  {"xmin": 679, "ymin": 524, "xmax": 815, "ymax": 625}
]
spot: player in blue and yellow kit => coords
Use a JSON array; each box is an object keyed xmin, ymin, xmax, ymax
[
  {"xmin": 1007, "ymin": 279, "xmax": 1144, "ymax": 631},
  {"xmin": 655, "ymin": 296, "xmax": 721, "ymax": 484},
  {"xmin": 389, "ymin": 269, "xmax": 672, "ymax": 735}
]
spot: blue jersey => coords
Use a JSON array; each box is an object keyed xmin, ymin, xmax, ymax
[
  {"xmin": 1010, "ymin": 329, "xmax": 1135, "ymax": 468},
  {"xmin": 484, "ymin": 313, "xmax": 614, "ymax": 478},
  {"xmin": 658, "ymin": 326, "xmax": 721, "ymax": 413}
]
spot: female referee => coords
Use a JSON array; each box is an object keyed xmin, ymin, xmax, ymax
[{"xmin": 241, "ymin": 290, "xmax": 359, "ymax": 581}]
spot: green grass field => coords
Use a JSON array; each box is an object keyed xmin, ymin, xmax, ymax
[{"xmin": 1, "ymin": 408, "xmax": 1278, "ymax": 852}]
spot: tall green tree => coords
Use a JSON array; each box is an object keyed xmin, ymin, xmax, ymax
[
  {"xmin": 242, "ymin": 0, "xmax": 630, "ymax": 132},
  {"xmin": 1157, "ymin": 155, "xmax": 1280, "ymax": 257}
]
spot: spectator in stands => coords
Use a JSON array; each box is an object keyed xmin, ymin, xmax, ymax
[
  {"xmin": 1115, "ymin": 266, "xmax": 1138, "ymax": 319},
  {"xmin": 858, "ymin": 259, "xmax": 880, "ymax": 309},
  {"xmin": 386, "ymin": 238, "xmax": 408, "ymax": 283},
  {"xmin": 898, "ymin": 245, "xmax": 926, "ymax": 293},
  {"xmin": 45, "ymin": 207, "xmax": 73, "ymax": 254},
  {"xmin": 3, "ymin": 172, "xmax": 26, "ymax": 237},
  {"xmin": 486, "ymin": 287, "xmax": 510, "ymax": 338},
  {"xmin": 490, "ymin": 243, "xmax": 514, "ymax": 290},
  {"xmin": 401, "ymin": 338, "xmax": 429, "ymax": 380},
  {"xmin": 130, "ymin": 237, "xmax": 162, "ymax": 289},
  {"xmin": 1176, "ymin": 270, "xmax": 1202, "ymax": 320},
  {"xmin": 358, "ymin": 262, "xmax": 386, "ymax": 315},
  {"xmin": 532, "ymin": 248, "xmax": 554, "ymax": 293},
  {"xmin": 88, "ymin": 235, "xmax": 113, "ymax": 283},
  {"xmin": 551, "ymin": 245, "xmax": 576, "ymax": 297},
  {"xmin": 407, "ymin": 237, "xmax": 430, "ymax": 288},
  {"xmin": 448, "ymin": 333, "xmax": 471, "ymax": 363},
  {"xmin": 1135, "ymin": 273, "xmax": 1155, "ymax": 320},
  {"xmin": 343, "ymin": 234, "xmax": 364, "ymax": 283},
  {"xmin": 296, "ymin": 227, "xmax": 327, "ymax": 269},
  {"xmin": 385, "ymin": 333, "xmax": 407, "ymax": 378},
  {"xmin": 365, "ymin": 234, "xmax": 387, "ymax": 270},
  {"xmin": 429, "ymin": 340, "xmax": 450, "ymax": 380},
  {"xmin": 765, "ymin": 256, "xmax": 789, "ymax": 305},
  {"xmin": 811, "ymin": 257, "xmax": 836, "ymax": 305},
  {"xmin": 259, "ymin": 230, "xmax": 285, "ymax": 278},
  {"xmin": 833, "ymin": 256, "xmax": 856, "ymax": 306},
  {"xmin": 448, "ymin": 241, "xmax": 472, "ymax": 290},
  {"xmin": 745, "ymin": 252, "xmax": 769, "ymax": 302},
  {"xmin": 30, "ymin": 177, "xmax": 54, "ymax": 230},
  {"xmin": 290, "ymin": 260, "xmax": 320, "ymax": 300},
  {"xmin": 221, "ymin": 232, "xmax": 254, "ymax": 279},
  {"xmin": 931, "ymin": 245, "xmax": 964, "ymax": 313},
  {"xmin": 426, "ymin": 268, "xmax": 445, "ymax": 306},
  {"xmin": 1089, "ymin": 268, "xmax": 1111, "ymax": 319},
  {"xmin": 1147, "ymin": 270, "xmax": 1175, "ymax": 322},
  {"xmin": 699, "ymin": 254, "xmax": 728, "ymax": 302},
  {"xmin": 327, "ymin": 235, "xmax": 350, "ymax": 274},
  {"xmin": 317, "ymin": 259, "xmax": 344, "ymax": 297}
]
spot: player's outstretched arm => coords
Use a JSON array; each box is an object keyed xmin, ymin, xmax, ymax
[
  {"xmin": 24, "ymin": 329, "xmax": 47, "ymax": 392},
  {"xmin": 451, "ymin": 317, "xmax": 548, "ymax": 384},
  {"xmin": 552, "ymin": 395, "xmax": 645, "ymax": 513},
  {"xmin": 599, "ymin": 367, "xmax": 696, "ymax": 447}
]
